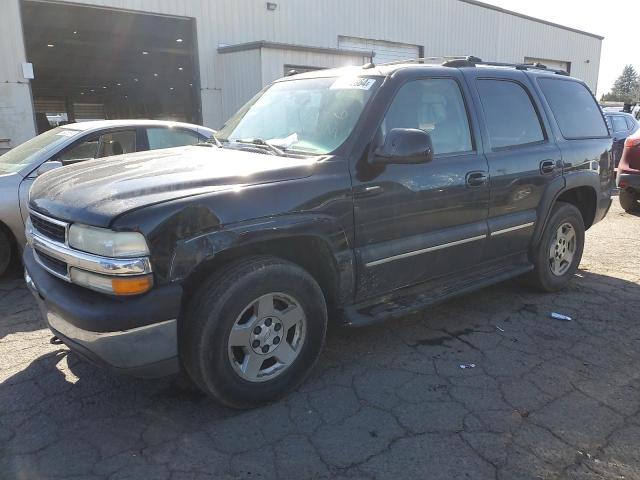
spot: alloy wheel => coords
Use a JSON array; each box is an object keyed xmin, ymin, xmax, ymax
[{"xmin": 227, "ymin": 292, "xmax": 306, "ymax": 382}]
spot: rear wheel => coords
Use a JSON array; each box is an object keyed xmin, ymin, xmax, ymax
[
  {"xmin": 0, "ymin": 230, "xmax": 11, "ymax": 277},
  {"xmin": 181, "ymin": 256, "xmax": 327, "ymax": 409},
  {"xmin": 529, "ymin": 202, "xmax": 585, "ymax": 292},
  {"xmin": 619, "ymin": 189, "xmax": 640, "ymax": 213}
]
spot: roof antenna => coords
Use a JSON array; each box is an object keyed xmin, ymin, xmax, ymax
[
  {"xmin": 363, "ymin": 51, "xmax": 376, "ymax": 69},
  {"xmin": 285, "ymin": 69, "xmax": 299, "ymax": 77}
]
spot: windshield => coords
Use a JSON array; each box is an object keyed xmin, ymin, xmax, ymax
[
  {"xmin": 216, "ymin": 76, "xmax": 380, "ymax": 154},
  {"xmin": 0, "ymin": 127, "xmax": 80, "ymax": 174}
]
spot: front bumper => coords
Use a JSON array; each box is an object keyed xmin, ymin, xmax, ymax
[{"xmin": 24, "ymin": 246, "xmax": 181, "ymax": 378}]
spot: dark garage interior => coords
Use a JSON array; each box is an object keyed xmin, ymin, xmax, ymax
[{"xmin": 21, "ymin": 0, "xmax": 201, "ymax": 133}]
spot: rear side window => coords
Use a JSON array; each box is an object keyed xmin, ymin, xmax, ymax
[
  {"xmin": 625, "ymin": 117, "xmax": 637, "ymax": 130},
  {"xmin": 538, "ymin": 79, "xmax": 608, "ymax": 139},
  {"xmin": 611, "ymin": 116, "xmax": 627, "ymax": 133},
  {"xmin": 146, "ymin": 128, "xmax": 202, "ymax": 150},
  {"xmin": 477, "ymin": 79, "xmax": 545, "ymax": 150}
]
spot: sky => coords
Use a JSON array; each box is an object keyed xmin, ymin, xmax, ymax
[{"xmin": 485, "ymin": 0, "xmax": 639, "ymax": 97}]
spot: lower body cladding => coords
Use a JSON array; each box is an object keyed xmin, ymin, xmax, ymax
[{"xmin": 23, "ymin": 246, "xmax": 181, "ymax": 378}]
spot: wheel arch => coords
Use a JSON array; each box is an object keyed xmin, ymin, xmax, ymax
[
  {"xmin": 172, "ymin": 215, "xmax": 355, "ymax": 318},
  {"xmin": 531, "ymin": 172, "xmax": 600, "ymax": 250}
]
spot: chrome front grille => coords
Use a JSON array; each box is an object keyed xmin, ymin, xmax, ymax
[{"xmin": 30, "ymin": 211, "xmax": 67, "ymax": 244}]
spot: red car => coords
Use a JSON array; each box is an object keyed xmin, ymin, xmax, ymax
[{"xmin": 617, "ymin": 129, "xmax": 640, "ymax": 212}]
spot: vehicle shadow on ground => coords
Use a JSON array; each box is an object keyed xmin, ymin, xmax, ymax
[
  {"xmin": 2, "ymin": 268, "xmax": 639, "ymax": 479},
  {"xmin": 0, "ymin": 264, "xmax": 44, "ymax": 338}
]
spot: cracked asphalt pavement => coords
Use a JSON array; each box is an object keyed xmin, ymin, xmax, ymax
[{"xmin": 1, "ymin": 200, "xmax": 639, "ymax": 480}]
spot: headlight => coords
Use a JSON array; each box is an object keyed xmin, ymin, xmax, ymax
[
  {"xmin": 70, "ymin": 268, "xmax": 153, "ymax": 296},
  {"xmin": 68, "ymin": 224, "xmax": 149, "ymax": 258}
]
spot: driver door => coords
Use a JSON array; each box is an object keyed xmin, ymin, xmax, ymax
[{"xmin": 351, "ymin": 73, "xmax": 490, "ymax": 301}]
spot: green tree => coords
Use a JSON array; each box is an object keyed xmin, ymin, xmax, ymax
[{"xmin": 608, "ymin": 65, "xmax": 639, "ymax": 103}]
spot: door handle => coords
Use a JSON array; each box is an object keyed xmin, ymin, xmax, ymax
[
  {"xmin": 354, "ymin": 185, "xmax": 384, "ymax": 198},
  {"xmin": 466, "ymin": 171, "xmax": 488, "ymax": 187},
  {"xmin": 540, "ymin": 160, "xmax": 555, "ymax": 174}
]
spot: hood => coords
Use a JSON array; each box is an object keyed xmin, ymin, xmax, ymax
[{"xmin": 29, "ymin": 145, "xmax": 317, "ymax": 227}]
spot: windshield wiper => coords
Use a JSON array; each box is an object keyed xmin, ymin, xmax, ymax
[
  {"xmin": 234, "ymin": 138, "xmax": 285, "ymax": 156},
  {"xmin": 196, "ymin": 134, "xmax": 223, "ymax": 148}
]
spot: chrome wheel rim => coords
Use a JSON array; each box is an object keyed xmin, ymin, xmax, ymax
[
  {"xmin": 227, "ymin": 292, "xmax": 306, "ymax": 383},
  {"xmin": 548, "ymin": 222, "xmax": 576, "ymax": 276}
]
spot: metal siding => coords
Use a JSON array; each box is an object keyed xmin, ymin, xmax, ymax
[
  {"xmin": 0, "ymin": 0, "xmax": 36, "ymax": 149},
  {"xmin": 4, "ymin": 0, "xmax": 603, "ymax": 140},
  {"xmin": 220, "ymin": 49, "xmax": 262, "ymax": 122}
]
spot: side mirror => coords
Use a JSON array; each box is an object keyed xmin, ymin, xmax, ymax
[
  {"xmin": 36, "ymin": 160, "xmax": 63, "ymax": 176},
  {"xmin": 373, "ymin": 128, "xmax": 434, "ymax": 165}
]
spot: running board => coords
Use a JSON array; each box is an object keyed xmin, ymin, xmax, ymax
[{"xmin": 343, "ymin": 259, "xmax": 533, "ymax": 328}]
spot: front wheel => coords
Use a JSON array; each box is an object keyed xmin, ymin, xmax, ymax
[
  {"xmin": 529, "ymin": 202, "xmax": 585, "ymax": 292},
  {"xmin": 181, "ymin": 256, "xmax": 327, "ymax": 409},
  {"xmin": 619, "ymin": 189, "xmax": 640, "ymax": 213}
]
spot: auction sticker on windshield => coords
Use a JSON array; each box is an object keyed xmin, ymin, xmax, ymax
[{"xmin": 330, "ymin": 77, "xmax": 376, "ymax": 90}]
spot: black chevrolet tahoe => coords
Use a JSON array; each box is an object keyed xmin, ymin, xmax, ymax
[{"xmin": 24, "ymin": 58, "xmax": 613, "ymax": 409}]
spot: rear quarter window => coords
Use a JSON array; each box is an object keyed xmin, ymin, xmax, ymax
[{"xmin": 538, "ymin": 78, "xmax": 608, "ymax": 139}]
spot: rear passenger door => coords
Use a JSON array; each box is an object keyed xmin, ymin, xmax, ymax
[{"xmin": 463, "ymin": 70, "xmax": 562, "ymax": 260}]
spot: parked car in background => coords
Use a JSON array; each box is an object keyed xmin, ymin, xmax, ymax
[
  {"xmin": 617, "ymin": 129, "xmax": 640, "ymax": 212},
  {"xmin": 603, "ymin": 112, "xmax": 639, "ymax": 167},
  {"xmin": 0, "ymin": 120, "xmax": 215, "ymax": 276},
  {"xmin": 23, "ymin": 59, "xmax": 613, "ymax": 408}
]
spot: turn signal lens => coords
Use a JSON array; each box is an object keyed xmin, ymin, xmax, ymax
[
  {"xmin": 70, "ymin": 268, "xmax": 153, "ymax": 296},
  {"xmin": 111, "ymin": 276, "xmax": 153, "ymax": 296}
]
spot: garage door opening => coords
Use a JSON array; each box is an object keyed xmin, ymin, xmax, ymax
[{"xmin": 21, "ymin": 1, "xmax": 201, "ymax": 133}]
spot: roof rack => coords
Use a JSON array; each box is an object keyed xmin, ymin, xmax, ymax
[
  {"xmin": 373, "ymin": 56, "xmax": 569, "ymax": 76},
  {"xmin": 469, "ymin": 59, "xmax": 570, "ymax": 76}
]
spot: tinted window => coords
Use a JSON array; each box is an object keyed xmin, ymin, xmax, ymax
[
  {"xmin": 611, "ymin": 116, "xmax": 627, "ymax": 133},
  {"xmin": 477, "ymin": 80, "xmax": 545, "ymax": 149},
  {"xmin": 538, "ymin": 79, "xmax": 608, "ymax": 139},
  {"xmin": 147, "ymin": 128, "xmax": 201, "ymax": 150},
  {"xmin": 383, "ymin": 78, "xmax": 472, "ymax": 155},
  {"xmin": 98, "ymin": 130, "xmax": 136, "ymax": 157},
  {"xmin": 625, "ymin": 116, "xmax": 637, "ymax": 130}
]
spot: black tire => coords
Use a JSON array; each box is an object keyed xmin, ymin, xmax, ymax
[
  {"xmin": 619, "ymin": 189, "xmax": 640, "ymax": 213},
  {"xmin": 0, "ymin": 229, "xmax": 11, "ymax": 277},
  {"xmin": 181, "ymin": 256, "xmax": 327, "ymax": 409},
  {"xmin": 529, "ymin": 202, "xmax": 585, "ymax": 292}
]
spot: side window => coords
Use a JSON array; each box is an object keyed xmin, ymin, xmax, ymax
[
  {"xmin": 58, "ymin": 136, "xmax": 99, "ymax": 161},
  {"xmin": 146, "ymin": 128, "xmax": 201, "ymax": 150},
  {"xmin": 382, "ymin": 78, "xmax": 473, "ymax": 155},
  {"xmin": 477, "ymin": 79, "xmax": 545, "ymax": 150},
  {"xmin": 612, "ymin": 116, "xmax": 627, "ymax": 134},
  {"xmin": 97, "ymin": 130, "xmax": 136, "ymax": 158},
  {"xmin": 625, "ymin": 117, "xmax": 637, "ymax": 130},
  {"xmin": 538, "ymin": 79, "xmax": 608, "ymax": 139}
]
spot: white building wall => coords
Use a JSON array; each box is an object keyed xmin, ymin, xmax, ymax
[
  {"xmin": 0, "ymin": 0, "xmax": 36, "ymax": 152},
  {"xmin": 2, "ymin": 0, "xmax": 603, "ymax": 144}
]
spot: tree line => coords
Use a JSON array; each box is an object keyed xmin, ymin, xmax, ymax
[{"xmin": 601, "ymin": 65, "xmax": 639, "ymax": 103}]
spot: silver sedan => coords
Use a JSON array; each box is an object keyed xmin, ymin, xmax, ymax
[{"xmin": 0, "ymin": 120, "xmax": 215, "ymax": 275}]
